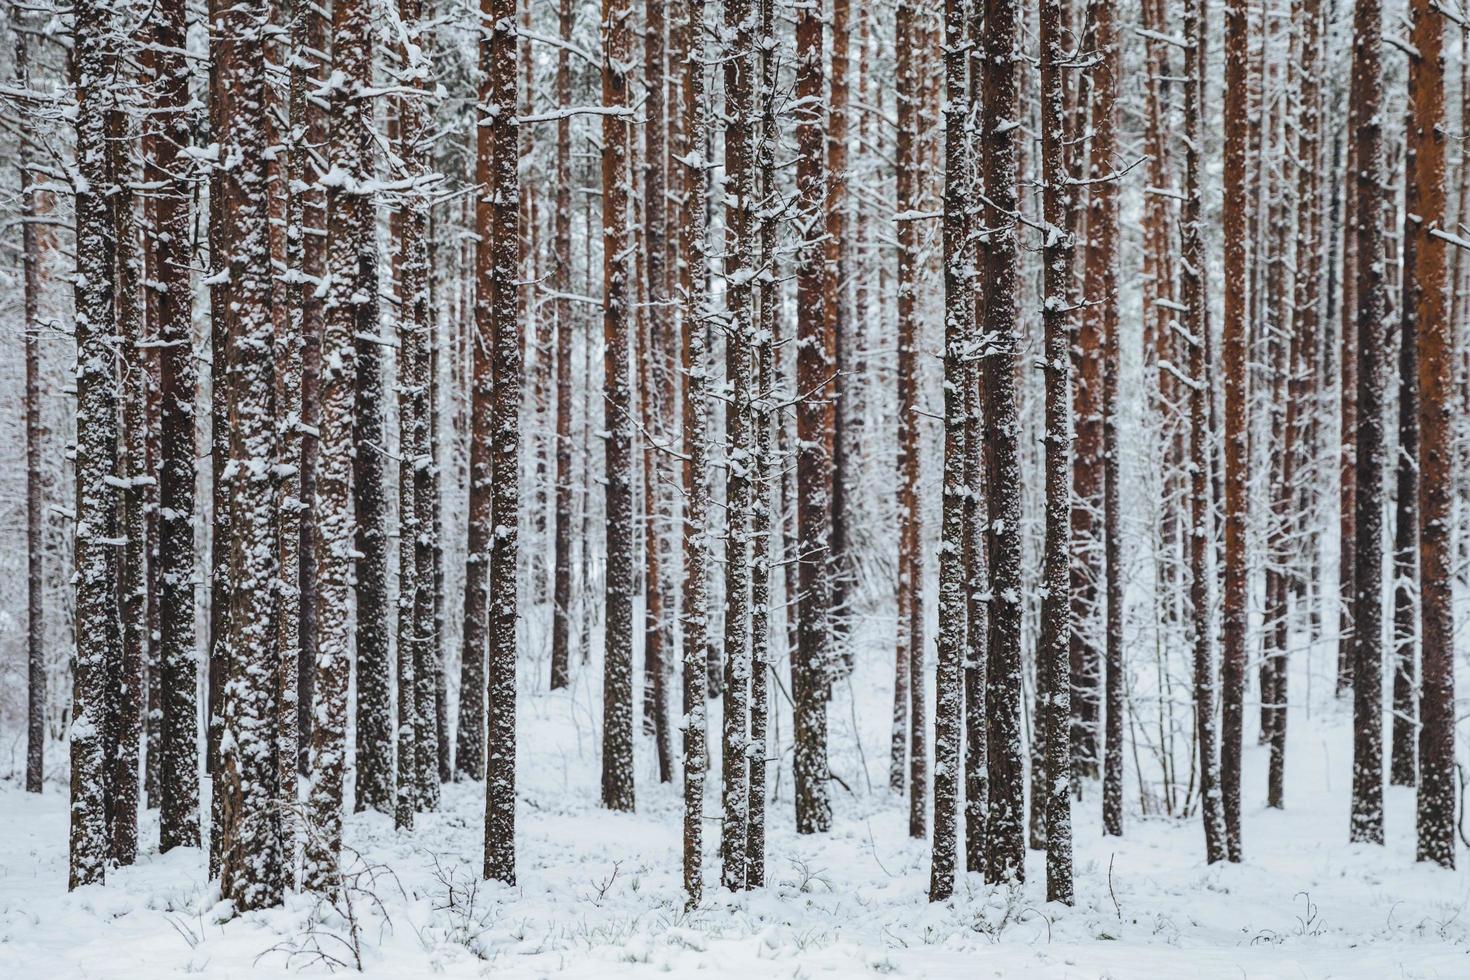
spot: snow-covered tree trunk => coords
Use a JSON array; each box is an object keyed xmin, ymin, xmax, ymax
[
  {"xmin": 929, "ymin": 0, "xmax": 970, "ymax": 904},
  {"xmin": 306, "ymin": 0, "xmax": 375, "ymax": 891},
  {"xmin": 1092, "ymin": 0, "xmax": 1123, "ymax": 841},
  {"xmin": 458, "ymin": 0, "xmax": 498, "ymax": 781},
  {"xmin": 980, "ymin": 0, "xmax": 1025, "ymax": 885},
  {"xmin": 719, "ymin": 0, "xmax": 754, "ymax": 891},
  {"xmin": 745, "ymin": 0, "xmax": 778, "ymax": 889},
  {"xmin": 353, "ymin": 225, "xmax": 393, "ymax": 816},
  {"xmin": 265, "ymin": 8, "xmax": 298, "ymax": 874},
  {"xmin": 550, "ymin": 0, "xmax": 574, "ymax": 692},
  {"xmin": 962, "ymin": 0, "xmax": 987, "ymax": 875},
  {"xmin": 110, "ymin": 90, "xmax": 146, "ymax": 868},
  {"xmin": 1182, "ymin": 0, "xmax": 1225, "ymax": 864},
  {"xmin": 894, "ymin": 0, "xmax": 921, "ymax": 820},
  {"xmin": 1408, "ymin": 0, "xmax": 1455, "ymax": 869},
  {"xmin": 215, "ymin": 0, "xmax": 283, "ymax": 911},
  {"xmin": 1220, "ymin": 0, "xmax": 1252, "ymax": 864},
  {"xmin": 483, "ymin": 0, "xmax": 520, "ymax": 883},
  {"xmin": 150, "ymin": 0, "xmax": 200, "ymax": 849},
  {"xmin": 792, "ymin": 0, "xmax": 832, "ymax": 837},
  {"xmin": 295, "ymin": 0, "xmax": 330, "ymax": 779},
  {"xmin": 640, "ymin": 0, "xmax": 673, "ymax": 786},
  {"xmin": 70, "ymin": 0, "xmax": 123, "ymax": 891},
  {"xmin": 678, "ymin": 0, "xmax": 710, "ymax": 904},
  {"xmin": 1349, "ymin": 0, "xmax": 1388, "ymax": 848},
  {"xmin": 1038, "ymin": 0, "xmax": 1073, "ymax": 906},
  {"xmin": 14, "ymin": 3, "xmax": 47, "ymax": 798},
  {"xmin": 826, "ymin": 0, "xmax": 853, "ymax": 667},
  {"xmin": 600, "ymin": 0, "xmax": 637, "ymax": 815}
]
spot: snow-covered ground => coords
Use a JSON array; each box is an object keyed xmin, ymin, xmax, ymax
[{"xmin": 2, "ymin": 623, "xmax": 1467, "ymax": 979}]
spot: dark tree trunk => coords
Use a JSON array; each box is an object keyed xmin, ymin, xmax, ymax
[
  {"xmin": 1349, "ymin": 0, "xmax": 1389, "ymax": 847},
  {"xmin": 1409, "ymin": 0, "xmax": 1455, "ymax": 869},
  {"xmin": 980, "ymin": 0, "xmax": 1025, "ymax": 885},
  {"xmin": 483, "ymin": 0, "xmax": 520, "ymax": 882},
  {"xmin": 600, "ymin": 0, "xmax": 636, "ymax": 814},
  {"xmin": 793, "ymin": 0, "xmax": 833, "ymax": 836},
  {"xmin": 70, "ymin": 0, "xmax": 123, "ymax": 890}
]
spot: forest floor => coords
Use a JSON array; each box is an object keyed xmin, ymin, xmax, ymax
[{"xmin": 2, "ymin": 620, "xmax": 1467, "ymax": 979}]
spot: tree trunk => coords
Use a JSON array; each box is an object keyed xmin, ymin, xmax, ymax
[
  {"xmin": 352, "ymin": 211, "xmax": 393, "ymax": 818},
  {"xmin": 306, "ymin": 0, "xmax": 374, "ymax": 891},
  {"xmin": 1391, "ymin": 3, "xmax": 1427, "ymax": 790},
  {"xmin": 14, "ymin": 4, "xmax": 47, "ymax": 797},
  {"xmin": 147, "ymin": 0, "xmax": 200, "ymax": 849},
  {"xmin": 678, "ymin": 0, "xmax": 710, "ymax": 904},
  {"xmin": 550, "ymin": 0, "xmax": 575, "ymax": 691},
  {"xmin": 1039, "ymin": 0, "xmax": 1075, "ymax": 904},
  {"xmin": 600, "ymin": 0, "xmax": 637, "ymax": 813},
  {"xmin": 719, "ymin": 0, "xmax": 754, "ymax": 890},
  {"xmin": 895, "ymin": 0, "xmax": 922, "ymax": 829},
  {"xmin": 215, "ymin": 0, "xmax": 283, "ymax": 910},
  {"xmin": 930, "ymin": 0, "xmax": 971, "ymax": 902},
  {"xmin": 1409, "ymin": 0, "xmax": 1455, "ymax": 869},
  {"xmin": 70, "ymin": 0, "xmax": 122, "ymax": 890},
  {"xmin": 1092, "ymin": 0, "xmax": 1123, "ymax": 840},
  {"xmin": 1182, "ymin": 0, "xmax": 1225, "ymax": 864},
  {"xmin": 110, "ymin": 95, "xmax": 145, "ymax": 869},
  {"xmin": 980, "ymin": 0, "xmax": 1025, "ymax": 885},
  {"xmin": 826, "ymin": 0, "xmax": 853, "ymax": 668},
  {"xmin": 484, "ymin": 0, "xmax": 520, "ymax": 882},
  {"xmin": 1349, "ymin": 0, "xmax": 1388, "ymax": 847},
  {"xmin": 793, "ymin": 0, "xmax": 833, "ymax": 836}
]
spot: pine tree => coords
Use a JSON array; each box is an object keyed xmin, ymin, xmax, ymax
[
  {"xmin": 1038, "ymin": 0, "xmax": 1073, "ymax": 905},
  {"xmin": 483, "ymin": 0, "xmax": 520, "ymax": 882},
  {"xmin": 1093, "ymin": 0, "xmax": 1124, "ymax": 840},
  {"xmin": 70, "ymin": 0, "xmax": 123, "ymax": 891},
  {"xmin": 1408, "ymin": 0, "xmax": 1455, "ymax": 869},
  {"xmin": 826, "ymin": 0, "xmax": 853, "ymax": 664},
  {"xmin": 550, "ymin": 0, "xmax": 575, "ymax": 692},
  {"xmin": 110, "ymin": 82, "xmax": 146, "ymax": 869},
  {"xmin": 894, "ymin": 0, "xmax": 922, "ymax": 821},
  {"xmin": 745, "ymin": 0, "xmax": 779, "ymax": 891},
  {"xmin": 793, "ymin": 0, "xmax": 833, "ymax": 837},
  {"xmin": 1182, "ymin": 0, "xmax": 1225, "ymax": 864},
  {"xmin": 1390, "ymin": 0, "xmax": 1427, "ymax": 791},
  {"xmin": 678, "ymin": 0, "xmax": 711, "ymax": 903},
  {"xmin": 1349, "ymin": 0, "xmax": 1389, "ymax": 847},
  {"xmin": 640, "ymin": 0, "xmax": 674, "ymax": 786},
  {"xmin": 306, "ymin": 0, "xmax": 375, "ymax": 890},
  {"xmin": 1220, "ymin": 0, "xmax": 1251, "ymax": 863},
  {"xmin": 601, "ymin": 0, "xmax": 637, "ymax": 814},
  {"xmin": 14, "ymin": 2, "xmax": 47, "ymax": 798},
  {"xmin": 147, "ymin": 0, "xmax": 201, "ymax": 850},
  {"xmin": 980, "ymin": 0, "xmax": 1025, "ymax": 885},
  {"xmin": 215, "ymin": 0, "xmax": 283, "ymax": 911},
  {"xmin": 929, "ymin": 0, "xmax": 971, "ymax": 903},
  {"xmin": 962, "ymin": 0, "xmax": 988, "ymax": 875},
  {"xmin": 458, "ymin": 0, "xmax": 498, "ymax": 781},
  {"xmin": 353, "ymin": 205, "xmax": 394, "ymax": 815}
]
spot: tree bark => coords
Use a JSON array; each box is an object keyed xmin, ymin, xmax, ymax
[
  {"xmin": 484, "ymin": 0, "xmax": 520, "ymax": 882},
  {"xmin": 1409, "ymin": 0, "xmax": 1455, "ymax": 869},
  {"xmin": 215, "ymin": 0, "xmax": 283, "ymax": 910},
  {"xmin": 1182, "ymin": 0, "xmax": 1226, "ymax": 864},
  {"xmin": 678, "ymin": 0, "xmax": 710, "ymax": 904},
  {"xmin": 1349, "ymin": 0, "xmax": 1388, "ymax": 847},
  {"xmin": 980, "ymin": 0, "xmax": 1025, "ymax": 885},
  {"xmin": 793, "ymin": 0, "xmax": 832, "ymax": 837},
  {"xmin": 70, "ymin": 0, "xmax": 122, "ymax": 890},
  {"xmin": 601, "ymin": 0, "xmax": 636, "ymax": 813},
  {"xmin": 930, "ymin": 0, "xmax": 972, "ymax": 902},
  {"xmin": 306, "ymin": 0, "xmax": 374, "ymax": 891}
]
